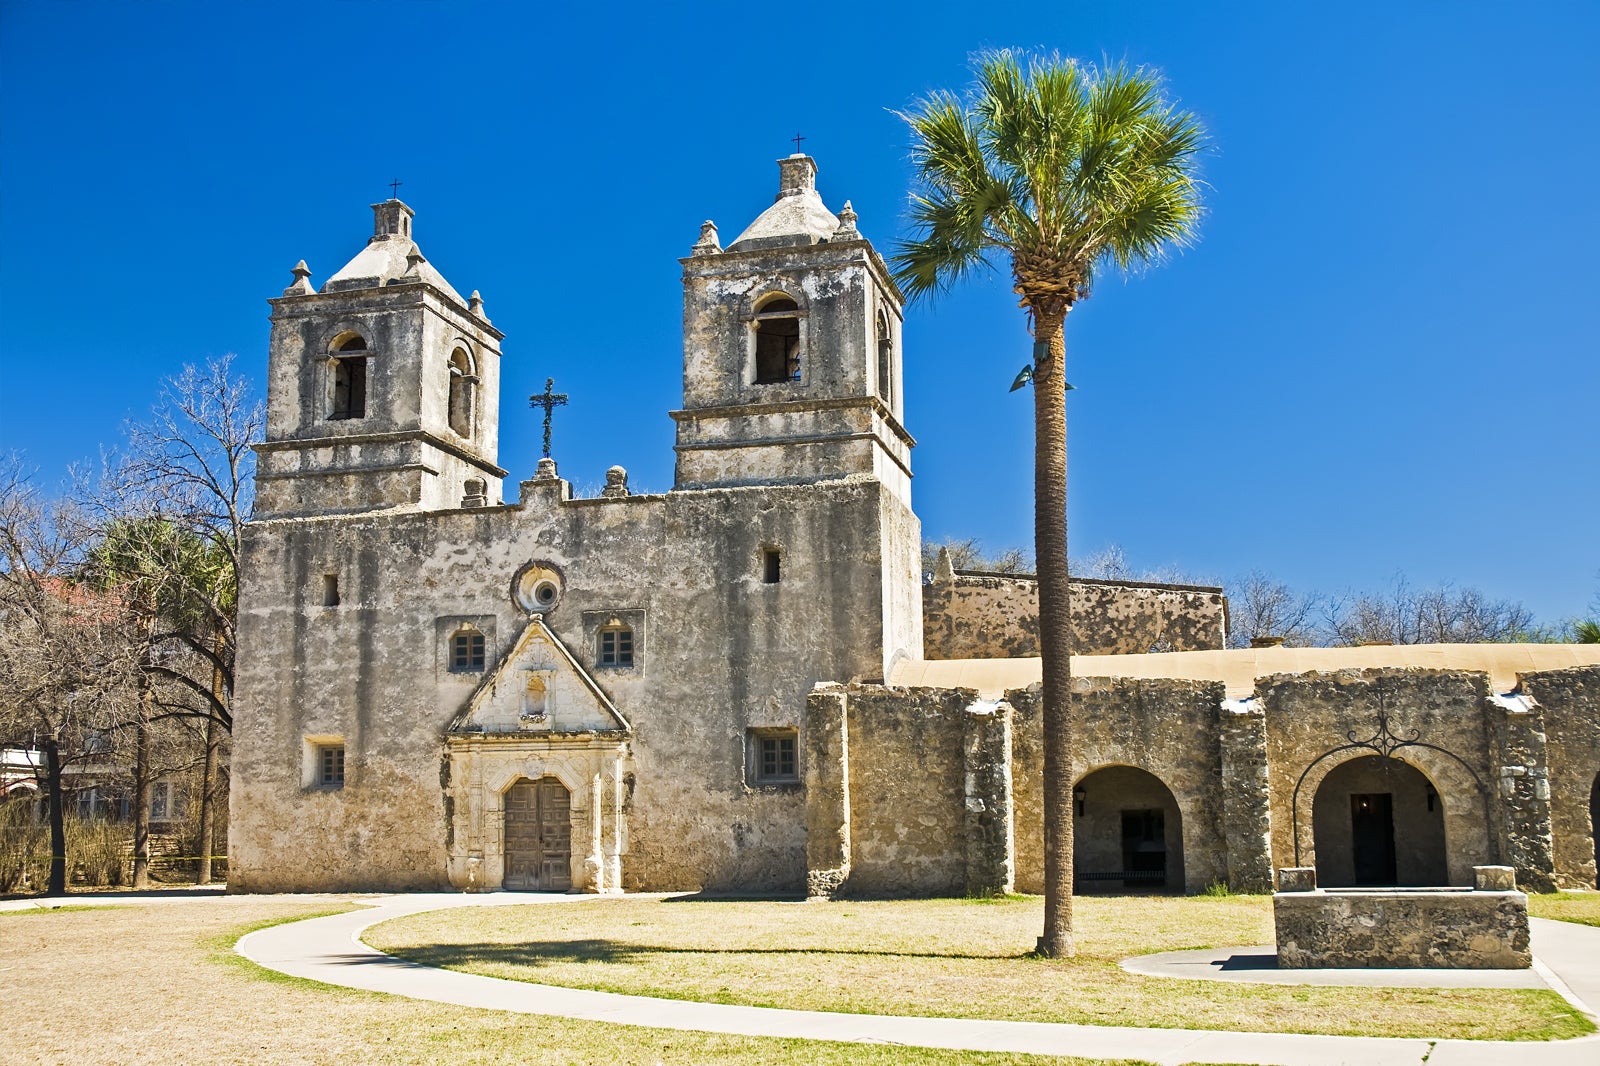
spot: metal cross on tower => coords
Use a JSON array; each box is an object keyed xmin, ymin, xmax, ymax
[
  {"xmin": 389, "ymin": 179, "xmax": 403, "ymax": 199},
  {"xmin": 791, "ymin": 133, "xmax": 806, "ymax": 153},
  {"xmin": 529, "ymin": 378, "xmax": 568, "ymax": 458}
]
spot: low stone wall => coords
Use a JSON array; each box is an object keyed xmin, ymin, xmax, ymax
[
  {"xmin": 1274, "ymin": 866, "xmax": 1530, "ymax": 969},
  {"xmin": 922, "ymin": 570, "xmax": 1227, "ymax": 659}
]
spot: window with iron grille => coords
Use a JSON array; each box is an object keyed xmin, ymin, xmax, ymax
[
  {"xmin": 319, "ymin": 745, "xmax": 345, "ymax": 788},
  {"xmin": 598, "ymin": 626, "xmax": 634, "ymax": 667},
  {"xmin": 747, "ymin": 728, "xmax": 799, "ymax": 785},
  {"xmin": 450, "ymin": 630, "xmax": 486, "ymax": 672}
]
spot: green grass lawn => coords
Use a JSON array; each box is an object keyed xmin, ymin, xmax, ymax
[
  {"xmin": 1529, "ymin": 891, "xmax": 1600, "ymax": 928},
  {"xmin": 365, "ymin": 894, "xmax": 1594, "ymax": 1042}
]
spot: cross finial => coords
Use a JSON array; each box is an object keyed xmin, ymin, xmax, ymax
[
  {"xmin": 389, "ymin": 178, "xmax": 403, "ymax": 200},
  {"xmin": 528, "ymin": 378, "xmax": 569, "ymax": 458},
  {"xmin": 791, "ymin": 133, "xmax": 805, "ymax": 153}
]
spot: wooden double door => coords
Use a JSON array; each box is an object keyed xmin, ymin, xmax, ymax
[{"xmin": 503, "ymin": 777, "xmax": 572, "ymax": 891}]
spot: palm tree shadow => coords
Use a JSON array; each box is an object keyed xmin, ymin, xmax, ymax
[{"xmin": 393, "ymin": 939, "xmax": 1030, "ymax": 969}]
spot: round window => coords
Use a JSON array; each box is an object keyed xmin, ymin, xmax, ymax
[{"xmin": 512, "ymin": 562, "xmax": 564, "ymax": 613}]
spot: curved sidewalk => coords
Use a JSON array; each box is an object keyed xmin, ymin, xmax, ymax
[{"xmin": 237, "ymin": 893, "xmax": 1600, "ymax": 1066}]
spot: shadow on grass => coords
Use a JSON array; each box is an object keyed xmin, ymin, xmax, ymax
[{"xmin": 385, "ymin": 938, "xmax": 1034, "ymax": 969}]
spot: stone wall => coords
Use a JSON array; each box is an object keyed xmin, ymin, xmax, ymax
[
  {"xmin": 922, "ymin": 571, "xmax": 1226, "ymax": 659},
  {"xmin": 1008, "ymin": 677, "xmax": 1229, "ymax": 894},
  {"xmin": 1521, "ymin": 665, "xmax": 1600, "ymax": 889},
  {"xmin": 1261, "ymin": 669, "xmax": 1498, "ymax": 887}
]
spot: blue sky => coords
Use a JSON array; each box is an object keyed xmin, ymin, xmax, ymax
[{"xmin": 1, "ymin": 1, "xmax": 1595, "ymax": 623}]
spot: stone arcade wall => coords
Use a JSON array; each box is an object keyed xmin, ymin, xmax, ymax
[
  {"xmin": 922, "ymin": 571, "xmax": 1227, "ymax": 660},
  {"xmin": 1008, "ymin": 678, "xmax": 1230, "ymax": 894},
  {"xmin": 1521, "ymin": 665, "xmax": 1600, "ymax": 889},
  {"xmin": 1259, "ymin": 668, "xmax": 1527, "ymax": 888},
  {"xmin": 804, "ymin": 677, "xmax": 1235, "ymax": 899}
]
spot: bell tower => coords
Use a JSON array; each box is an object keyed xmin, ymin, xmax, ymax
[
  {"xmin": 256, "ymin": 200, "xmax": 507, "ymax": 517},
  {"xmin": 671, "ymin": 155, "xmax": 913, "ymax": 504}
]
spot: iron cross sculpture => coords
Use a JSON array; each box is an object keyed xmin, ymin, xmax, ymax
[{"xmin": 529, "ymin": 378, "xmax": 568, "ymax": 458}]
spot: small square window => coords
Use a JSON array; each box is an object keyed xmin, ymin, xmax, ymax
[
  {"xmin": 598, "ymin": 626, "xmax": 634, "ymax": 667},
  {"xmin": 747, "ymin": 728, "xmax": 799, "ymax": 786},
  {"xmin": 450, "ymin": 631, "xmax": 486, "ymax": 672},
  {"xmin": 318, "ymin": 745, "xmax": 345, "ymax": 788}
]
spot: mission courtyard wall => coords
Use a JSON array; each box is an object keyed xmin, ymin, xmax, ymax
[{"xmin": 923, "ymin": 570, "xmax": 1227, "ymax": 658}]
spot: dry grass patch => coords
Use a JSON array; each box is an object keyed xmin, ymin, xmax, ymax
[
  {"xmin": 1528, "ymin": 891, "xmax": 1600, "ymax": 928},
  {"xmin": 0, "ymin": 897, "xmax": 1127, "ymax": 1066},
  {"xmin": 367, "ymin": 894, "xmax": 1592, "ymax": 1041}
]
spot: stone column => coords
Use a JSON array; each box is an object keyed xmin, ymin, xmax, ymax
[
  {"xmin": 804, "ymin": 685, "xmax": 851, "ymax": 899},
  {"xmin": 606, "ymin": 754, "xmax": 624, "ymax": 893},
  {"xmin": 1218, "ymin": 698, "xmax": 1274, "ymax": 893},
  {"xmin": 1491, "ymin": 695, "xmax": 1556, "ymax": 893},
  {"xmin": 584, "ymin": 771, "xmax": 605, "ymax": 893},
  {"xmin": 963, "ymin": 699, "xmax": 1015, "ymax": 896}
]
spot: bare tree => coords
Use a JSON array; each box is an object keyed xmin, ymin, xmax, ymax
[
  {"xmin": 1226, "ymin": 570, "xmax": 1323, "ymax": 648},
  {"xmin": 92, "ymin": 356, "xmax": 260, "ymax": 884},
  {"xmin": 1325, "ymin": 575, "xmax": 1536, "ymax": 646},
  {"xmin": 922, "ymin": 537, "xmax": 1034, "ymax": 579},
  {"xmin": 0, "ymin": 458, "xmax": 142, "ymax": 894}
]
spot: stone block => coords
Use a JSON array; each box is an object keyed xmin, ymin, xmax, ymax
[
  {"xmin": 1277, "ymin": 866, "xmax": 1317, "ymax": 892},
  {"xmin": 1474, "ymin": 865, "xmax": 1516, "ymax": 891}
]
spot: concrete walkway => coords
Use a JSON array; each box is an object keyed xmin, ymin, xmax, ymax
[{"xmin": 234, "ymin": 892, "xmax": 1600, "ymax": 1066}]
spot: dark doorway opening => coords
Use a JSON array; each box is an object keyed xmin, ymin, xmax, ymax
[
  {"xmin": 1122, "ymin": 809, "xmax": 1166, "ymax": 879},
  {"xmin": 1351, "ymin": 792, "xmax": 1397, "ymax": 885},
  {"xmin": 1590, "ymin": 773, "xmax": 1599, "ymax": 890}
]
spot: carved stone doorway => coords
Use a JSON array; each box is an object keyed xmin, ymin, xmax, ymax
[{"xmin": 504, "ymin": 777, "xmax": 572, "ymax": 891}]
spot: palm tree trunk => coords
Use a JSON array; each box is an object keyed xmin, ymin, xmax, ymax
[{"xmin": 1032, "ymin": 307, "xmax": 1075, "ymax": 958}]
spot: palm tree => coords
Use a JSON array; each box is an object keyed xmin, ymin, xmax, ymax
[{"xmin": 892, "ymin": 51, "xmax": 1205, "ymax": 957}]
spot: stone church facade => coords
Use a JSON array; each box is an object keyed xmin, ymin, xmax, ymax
[{"xmin": 230, "ymin": 156, "xmax": 1600, "ymax": 897}]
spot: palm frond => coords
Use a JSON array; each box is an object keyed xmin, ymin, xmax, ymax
[{"xmin": 894, "ymin": 50, "xmax": 1206, "ymax": 309}]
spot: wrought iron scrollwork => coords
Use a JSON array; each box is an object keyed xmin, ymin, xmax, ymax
[{"xmin": 1288, "ymin": 679, "xmax": 1489, "ymax": 867}]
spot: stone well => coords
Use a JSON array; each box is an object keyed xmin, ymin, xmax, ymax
[{"xmin": 1273, "ymin": 865, "xmax": 1530, "ymax": 969}]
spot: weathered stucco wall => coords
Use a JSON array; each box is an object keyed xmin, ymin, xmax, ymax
[
  {"xmin": 922, "ymin": 571, "xmax": 1227, "ymax": 659},
  {"xmin": 1522, "ymin": 665, "xmax": 1600, "ymax": 889},
  {"xmin": 231, "ymin": 473, "xmax": 919, "ymax": 894}
]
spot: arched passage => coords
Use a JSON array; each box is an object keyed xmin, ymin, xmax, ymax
[
  {"xmin": 1591, "ymin": 772, "xmax": 1600, "ymax": 890},
  {"xmin": 1312, "ymin": 756, "xmax": 1446, "ymax": 886},
  {"xmin": 1072, "ymin": 765, "xmax": 1184, "ymax": 893}
]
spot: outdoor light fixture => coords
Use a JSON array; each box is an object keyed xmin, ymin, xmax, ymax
[{"xmin": 1074, "ymin": 785, "xmax": 1086, "ymax": 816}]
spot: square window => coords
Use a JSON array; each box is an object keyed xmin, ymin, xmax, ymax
[{"xmin": 747, "ymin": 728, "xmax": 799, "ymax": 785}]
